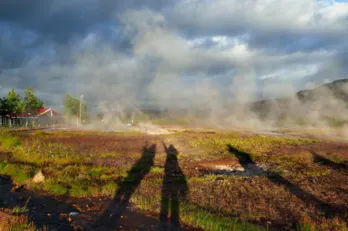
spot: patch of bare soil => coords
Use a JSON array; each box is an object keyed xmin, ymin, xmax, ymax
[
  {"xmin": 196, "ymin": 158, "xmax": 244, "ymax": 173},
  {"xmin": 135, "ymin": 123, "xmax": 173, "ymax": 135},
  {"xmin": 0, "ymin": 209, "xmax": 14, "ymax": 230},
  {"xmin": 45, "ymin": 135, "xmax": 157, "ymax": 154},
  {"xmin": 196, "ymin": 159, "xmax": 266, "ymax": 176},
  {"xmin": 23, "ymin": 136, "xmax": 161, "ymax": 167}
]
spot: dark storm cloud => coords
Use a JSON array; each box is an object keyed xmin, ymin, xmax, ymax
[
  {"xmin": 0, "ymin": 22, "xmax": 39, "ymax": 69},
  {"xmin": 0, "ymin": 0, "xmax": 348, "ymax": 110},
  {"xmin": 0, "ymin": 0, "xmax": 172, "ymax": 70},
  {"xmin": 0, "ymin": 0, "xmax": 173, "ymax": 42}
]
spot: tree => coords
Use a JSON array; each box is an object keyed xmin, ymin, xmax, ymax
[
  {"xmin": 24, "ymin": 87, "xmax": 44, "ymax": 113},
  {"xmin": 7, "ymin": 88, "xmax": 25, "ymax": 114},
  {"xmin": 0, "ymin": 97, "xmax": 10, "ymax": 116},
  {"xmin": 0, "ymin": 87, "xmax": 45, "ymax": 117},
  {"xmin": 64, "ymin": 94, "xmax": 88, "ymax": 121}
]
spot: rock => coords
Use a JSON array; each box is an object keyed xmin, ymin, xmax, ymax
[
  {"xmin": 10, "ymin": 185, "xmax": 25, "ymax": 192},
  {"xmin": 234, "ymin": 166, "xmax": 245, "ymax": 172},
  {"xmin": 69, "ymin": 212, "xmax": 79, "ymax": 216},
  {"xmin": 32, "ymin": 171, "xmax": 45, "ymax": 183},
  {"xmin": 214, "ymin": 164, "xmax": 245, "ymax": 172}
]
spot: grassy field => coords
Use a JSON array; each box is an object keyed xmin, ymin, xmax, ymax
[{"xmin": 0, "ymin": 128, "xmax": 347, "ymax": 230}]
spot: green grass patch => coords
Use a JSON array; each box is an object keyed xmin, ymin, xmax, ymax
[
  {"xmin": 10, "ymin": 141, "xmax": 89, "ymax": 167},
  {"xmin": 150, "ymin": 167, "xmax": 164, "ymax": 175},
  {"xmin": 8, "ymin": 223, "xmax": 37, "ymax": 231},
  {"xmin": 0, "ymin": 134, "xmax": 21, "ymax": 149},
  {"xmin": 42, "ymin": 180, "xmax": 69, "ymax": 195},
  {"xmin": 70, "ymin": 185, "xmax": 92, "ymax": 197},
  {"xmin": 100, "ymin": 182, "xmax": 118, "ymax": 197},
  {"xmin": 0, "ymin": 163, "xmax": 34, "ymax": 184},
  {"xmin": 131, "ymin": 194, "xmax": 266, "ymax": 231},
  {"xmin": 32, "ymin": 130, "xmax": 52, "ymax": 137},
  {"xmin": 12, "ymin": 197, "xmax": 30, "ymax": 215},
  {"xmin": 188, "ymin": 133, "xmax": 318, "ymax": 164},
  {"xmin": 190, "ymin": 135, "xmax": 316, "ymax": 153}
]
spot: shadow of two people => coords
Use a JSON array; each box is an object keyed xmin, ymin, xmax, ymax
[{"xmin": 93, "ymin": 142, "xmax": 187, "ymax": 231}]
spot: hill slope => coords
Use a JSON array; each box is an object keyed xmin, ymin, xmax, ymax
[{"xmin": 250, "ymin": 79, "xmax": 348, "ymax": 123}]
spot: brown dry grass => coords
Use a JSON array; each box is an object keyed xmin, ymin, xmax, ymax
[{"xmin": 0, "ymin": 209, "xmax": 37, "ymax": 231}]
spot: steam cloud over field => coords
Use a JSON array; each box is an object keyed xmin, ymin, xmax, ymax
[
  {"xmin": 1, "ymin": 3, "xmax": 348, "ymax": 230},
  {"xmin": 1, "ymin": 0, "xmax": 348, "ymax": 131}
]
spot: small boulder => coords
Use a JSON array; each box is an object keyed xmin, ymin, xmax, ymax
[
  {"xmin": 32, "ymin": 171, "xmax": 45, "ymax": 183},
  {"xmin": 11, "ymin": 185, "xmax": 25, "ymax": 192},
  {"xmin": 234, "ymin": 166, "xmax": 245, "ymax": 172},
  {"xmin": 69, "ymin": 212, "xmax": 79, "ymax": 216}
]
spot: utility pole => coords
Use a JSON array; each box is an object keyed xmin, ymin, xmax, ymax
[{"xmin": 79, "ymin": 95, "xmax": 84, "ymax": 127}]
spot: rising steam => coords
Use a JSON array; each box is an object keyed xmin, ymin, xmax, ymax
[{"xmin": 2, "ymin": 6, "xmax": 347, "ymax": 137}]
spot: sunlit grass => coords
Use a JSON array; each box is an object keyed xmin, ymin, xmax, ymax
[
  {"xmin": 131, "ymin": 194, "xmax": 266, "ymax": 231},
  {"xmin": 0, "ymin": 130, "xmax": 346, "ymax": 231},
  {"xmin": 12, "ymin": 197, "xmax": 30, "ymax": 215},
  {"xmin": 0, "ymin": 134, "xmax": 21, "ymax": 149},
  {"xmin": 0, "ymin": 163, "xmax": 34, "ymax": 184},
  {"xmin": 189, "ymin": 134, "xmax": 317, "ymax": 154}
]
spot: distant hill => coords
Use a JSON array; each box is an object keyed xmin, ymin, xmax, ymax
[
  {"xmin": 296, "ymin": 79, "xmax": 348, "ymax": 103},
  {"xmin": 250, "ymin": 79, "xmax": 348, "ymax": 122},
  {"xmin": 137, "ymin": 79, "xmax": 348, "ymax": 126}
]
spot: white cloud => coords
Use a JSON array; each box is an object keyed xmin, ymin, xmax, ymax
[
  {"xmin": 170, "ymin": 0, "xmax": 348, "ymax": 38},
  {"xmin": 260, "ymin": 64, "xmax": 319, "ymax": 80}
]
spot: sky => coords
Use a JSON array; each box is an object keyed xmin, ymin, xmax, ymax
[{"xmin": 0, "ymin": 0, "xmax": 348, "ymax": 111}]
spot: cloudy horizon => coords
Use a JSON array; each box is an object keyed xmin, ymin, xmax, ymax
[{"xmin": 0, "ymin": 0, "xmax": 348, "ymax": 112}]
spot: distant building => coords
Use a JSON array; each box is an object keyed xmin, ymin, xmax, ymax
[{"xmin": 1, "ymin": 108, "xmax": 63, "ymax": 127}]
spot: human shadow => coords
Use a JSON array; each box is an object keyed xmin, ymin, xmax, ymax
[
  {"xmin": 312, "ymin": 153, "xmax": 348, "ymax": 172},
  {"xmin": 0, "ymin": 174, "xmax": 77, "ymax": 231},
  {"xmin": 227, "ymin": 145, "xmax": 346, "ymax": 219},
  {"xmin": 93, "ymin": 144, "xmax": 157, "ymax": 230},
  {"xmin": 159, "ymin": 143, "xmax": 188, "ymax": 231}
]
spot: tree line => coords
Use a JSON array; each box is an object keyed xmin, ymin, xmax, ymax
[
  {"xmin": 0, "ymin": 88, "xmax": 44, "ymax": 116},
  {"xmin": 64, "ymin": 94, "xmax": 88, "ymax": 121}
]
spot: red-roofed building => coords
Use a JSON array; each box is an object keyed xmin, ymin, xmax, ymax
[
  {"xmin": 8, "ymin": 108, "xmax": 59, "ymax": 118},
  {"xmin": 34, "ymin": 108, "xmax": 59, "ymax": 117},
  {"xmin": 1, "ymin": 108, "xmax": 62, "ymax": 127}
]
